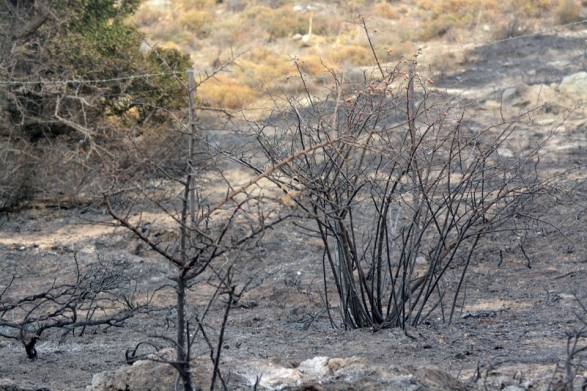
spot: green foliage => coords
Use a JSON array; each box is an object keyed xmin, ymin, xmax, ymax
[
  {"xmin": 56, "ymin": 0, "xmax": 141, "ymax": 31},
  {"xmin": 101, "ymin": 47, "xmax": 190, "ymax": 125},
  {"xmin": 1, "ymin": 0, "xmax": 192, "ymax": 138}
]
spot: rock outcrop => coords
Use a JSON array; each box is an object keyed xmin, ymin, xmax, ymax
[
  {"xmin": 559, "ymin": 72, "xmax": 587, "ymax": 101},
  {"xmin": 86, "ymin": 354, "xmax": 468, "ymax": 391},
  {"xmin": 87, "ymin": 350, "xmax": 177, "ymax": 391},
  {"xmin": 230, "ymin": 356, "xmax": 467, "ymax": 390}
]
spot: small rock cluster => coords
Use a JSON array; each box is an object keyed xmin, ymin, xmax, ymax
[
  {"xmin": 231, "ymin": 356, "xmax": 468, "ymax": 390},
  {"xmin": 86, "ymin": 354, "xmax": 469, "ymax": 391}
]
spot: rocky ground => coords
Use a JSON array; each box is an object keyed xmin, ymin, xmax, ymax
[{"xmin": 2, "ymin": 29, "xmax": 587, "ymax": 391}]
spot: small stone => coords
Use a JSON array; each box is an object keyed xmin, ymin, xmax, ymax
[
  {"xmin": 327, "ymin": 358, "xmax": 347, "ymax": 372},
  {"xmin": 298, "ymin": 356, "xmax": 330, "ymax": 379},
  {"xmin": 512, "ymin": 100, "xmax": 531, "ymax": 108},
  {"xmin": 501, "ymin": 87, "xmax": 519, "ymax": 102},
  {"xmin": 261, "ymin": 367, "xmax": 302, "ymax": 389},
  {"xmin": 536, "ymin": 118, "xmax": 556, "ymax": 126},
  {"xmin": 560, "ymin": 72, "xmax": 587, "ymax": 100},
  {"xmin": 497, "ymin": 148, "xmax": 514, "ymax": 158},
  {"xmin": 483, "ymin": 100, "xmax": 502, "ymax": 110}
]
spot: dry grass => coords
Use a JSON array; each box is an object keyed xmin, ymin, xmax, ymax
[
  {"xmin": 512, "ymin": 0, "xmax": 556, "ymax": 17},
  {"xmin": 329, "ymin": 45, "xmax": 373, "ymax": 66},
  {"xmin": 296, "ymin": 54, "xmax": 336, "ymax": 76},
  {"xmin": 198, "ymin": 74, "xmax": 259, "ymax": 109},
  {"xmin": 415, "ymin": 0, "xmax": 500, "ymax": 40},
  {"xmin": 239, "ymin": 47, "xmax": 296, "ymax": 85},
  {"xmin": 130, "ymin": 5, "xmax": 167, "ymax": 28},
  {"xmin": 268, "ymin": 7, "xmax": 310, "ymax": 38},
  {"xmin": 555, "ymin": 0, "xmax": 583, "ymax": 24},
  {"xmin": 129, "ymin": 0, "xmax": 587, "ymax": 110},
  {"xmin": 173, "ymin": 0, "xmax": 216, "ymax": 11},
  {"xmin": 373, "ymin": 3, "xmax": 398, "ymax": 19},
  {"xmin": 179, "ymin": 10, "xmax": 214, "ymax": 38}
]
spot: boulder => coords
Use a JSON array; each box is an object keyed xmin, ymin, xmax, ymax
[
  {"xmin": 559, "ymin": 72, "xmax": 587, "ymax": 100},
  {"xmin": 87, "ymin": 350, "xmax": 219, "ymax": 391},
  {"xmin": 87, "ymin": 358, "xmax": 176, "ymax": 391},
  {"xmin": 87, "ymin": 354, "xmax": 474, "ymax": 390},
  {"xmin": 230, "ymin": 356, "xmax": 466, "ymax": 391},
  {"xmin": 501, "ymin": 87, "xmax": 519, "ymax": 102}
]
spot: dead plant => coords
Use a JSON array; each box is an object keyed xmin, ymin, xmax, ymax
[{"xmin": 240, "ymin": 17, "xmax": 552, "ymax": 330}]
